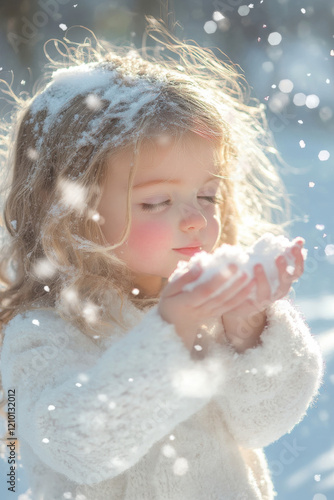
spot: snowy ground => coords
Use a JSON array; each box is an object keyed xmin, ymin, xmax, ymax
[
  {"xmin": 0, "ymin": 294, "xmax": 333, "ymax": 500},
  {"xmin": 265, "ymin": 294, "xmax": 334, "ymax": 500}
]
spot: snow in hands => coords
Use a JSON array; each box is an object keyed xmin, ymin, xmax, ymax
[{"xmin": 170, "ymin": 233, "xmax": 307, "ymax": 300}]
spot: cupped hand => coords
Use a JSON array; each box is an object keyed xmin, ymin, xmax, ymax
[
  {"xmin": 222, "ymin": 240, "xmax": 305, "ymax": 320},
  {"xmin": 158, "ymin": 241, "xmax": 305, "ymax": 352},
  {"xmin": 220, "ymin": 241, "xmax": 305, "ymax": 351},
  {"xmin": 158, "ymin": 264, "xmax": 256, "ymax": 351}
]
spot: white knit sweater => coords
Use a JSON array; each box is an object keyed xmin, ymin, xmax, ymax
[{"xmin": 0, "ymin": 295, "xmax": 323, "ymax": 500}]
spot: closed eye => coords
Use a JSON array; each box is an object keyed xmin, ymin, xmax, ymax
[
  {"xmin": 140, "ymin": 200, "xmax": 171, "ymax": 212},
  {"xmin": 197, "ymin": 196, "xmax": 223, "ymax": 204}
]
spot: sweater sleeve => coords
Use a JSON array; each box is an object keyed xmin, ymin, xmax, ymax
[
  {"xmin": 0, "ymin": 306, "xmax": 223, "ymax": 485},
  {"xmin": 208, "ymin": 299, "xmax": 324, "ymax": 449}
]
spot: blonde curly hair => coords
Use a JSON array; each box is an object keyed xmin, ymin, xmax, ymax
[{"xmin": 0, "ymin": 19, "xmax": 288, "ymax": 343}]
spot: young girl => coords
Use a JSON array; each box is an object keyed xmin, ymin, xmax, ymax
[{"xmin": 0, "ymin": 22, "xmax": 323, "ymax": 500}]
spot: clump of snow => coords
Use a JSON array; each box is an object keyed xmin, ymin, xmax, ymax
[{"xmin": 170, "ymin": 233, "xmax": 307, "ymax": 299}]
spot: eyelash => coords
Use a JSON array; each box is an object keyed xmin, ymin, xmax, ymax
[
  {"xmin": 141, "ymin": 200, "xmax": 171, "ymax": 212},
  {"xmin": 199, "ymin": 196, "xmax": 222, "ymax": 204},
  {"xmin": 140, "ymin": 196, "xmax": 222, "ymax": 212}
]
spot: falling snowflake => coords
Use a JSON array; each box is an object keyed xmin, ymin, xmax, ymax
[
  {"xmin": 238, "ymin": 6, "xmax": 250, "ymax": 17},
  {"xmin": 278, "ymin": 79, "xmax": 294, "ymax": 93},
  {"xmin": 325, "ymin": 244, "xmax": 334, "ymax": 256},
  {"xmin": 91, "ymin": 212, "xmax": 102, "ymax": 222},
  {"xmin": 264, "ymin": 364, "xmax": 283, "ymax": 376},
  {"xmin": 204, "ymin": 21, "xmax": 217, "ymax": 34},
  {"xmin": 306, "ymin": 94, "xmax": 320, "ymax": 109},
  {"xmin": 213, "ymin": 11, "xmax": 224, "ymax": 21},
  {"xmin": 58, "ymin": 178, "xmax": 88, "ymax": 213},
  {"xmin": 27, "ymin": 147, "xmax": 39, "ymax": 161},
  {"xmin": 161, "ymin": 444, "xmax": 176, "ymax": 458},
  {"xmin": 318, "ymin": 150, "xmax": 330, "ymax": 161},
  {"xmin": 97, "ymin": 394, "xmax": 108, "ymax": 402},
  {"xmin": 173, "ymin": 457, "xmax": 189, "ymax": 476},
  {"xmin": 82, "ymin": 302, "xmax": 100, "ymax": 323},
  {"xmin": 33, "ymin": 257, "xmax": 57, "ymax": 279},
  {"xmin": 78, "ymin": 373, "xmax": 89, "ymax": 383},
  {"xmin": 193, "ymin": 345, "xmax": 203, "ymax": 351},
  {"xmin": 85, "ymin": 94, "xmax": 103, "ymax": 111},
  {"xmin": 268, "ymin": 32, "xmax": 282, "ymax": 46},
  {"xmin": 293, "ymin": 93, "xmax": 306, "ymax": 106}
]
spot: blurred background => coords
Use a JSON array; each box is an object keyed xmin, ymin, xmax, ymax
[{"xmin": 0, "ymin": 0, "xmax": 333, "ymax": 499}]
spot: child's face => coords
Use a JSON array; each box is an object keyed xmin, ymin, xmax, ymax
[{"xmin": 98, "ymin": 134, "xmax": 222, "ymax": 295}]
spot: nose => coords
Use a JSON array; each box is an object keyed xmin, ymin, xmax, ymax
[{"xmin": 179, "ymin": 204, "xmax": 207, "ymax": 232}]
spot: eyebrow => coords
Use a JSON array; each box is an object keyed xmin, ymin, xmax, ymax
[{"xmin": 133, "ymin": 175, "xmax": 220, "ymax": 190}]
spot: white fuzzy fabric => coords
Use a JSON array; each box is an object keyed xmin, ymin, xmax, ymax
[{"xmin": 0, "ymin": 294, "xmax": 323, "ymax": 500}]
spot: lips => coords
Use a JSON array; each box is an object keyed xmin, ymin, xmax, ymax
[{"xmin": 173, "ymin": 246, "xmax": 203, "ymax": 257}]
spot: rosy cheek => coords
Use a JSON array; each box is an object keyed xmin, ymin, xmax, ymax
[{"xmin": 128, "ymin": 220, "xmax": 172, "ymax": 256}]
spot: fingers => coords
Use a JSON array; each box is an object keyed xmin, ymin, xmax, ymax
[
  {"xmin": 187, "ymin": 264, "xmax": 240, "ymax": 307},
  {"xmin": 274, "ymin": 256, "xmax": 289, "ymax": 299},
  {"xmin": 291, "ymin": 246, "xmax": 304, "ymax": 278},
  {"xmin": 194, "ymin": 270, "xmax": 249, "ymax": 309},
  {"xmin": 164, "ymin": 264, "xmax": 202, "ymax": 298},
  {"xmin": 253, "ymin": 264, "xmax": 271, "ymax": 307},
  {"xmin": 208, "ymin": 278, "xmax": 256, "ymax": 316},
  {"xmin": 165, "ymin": 244, "xmax": 305, "ymax": 317}
]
